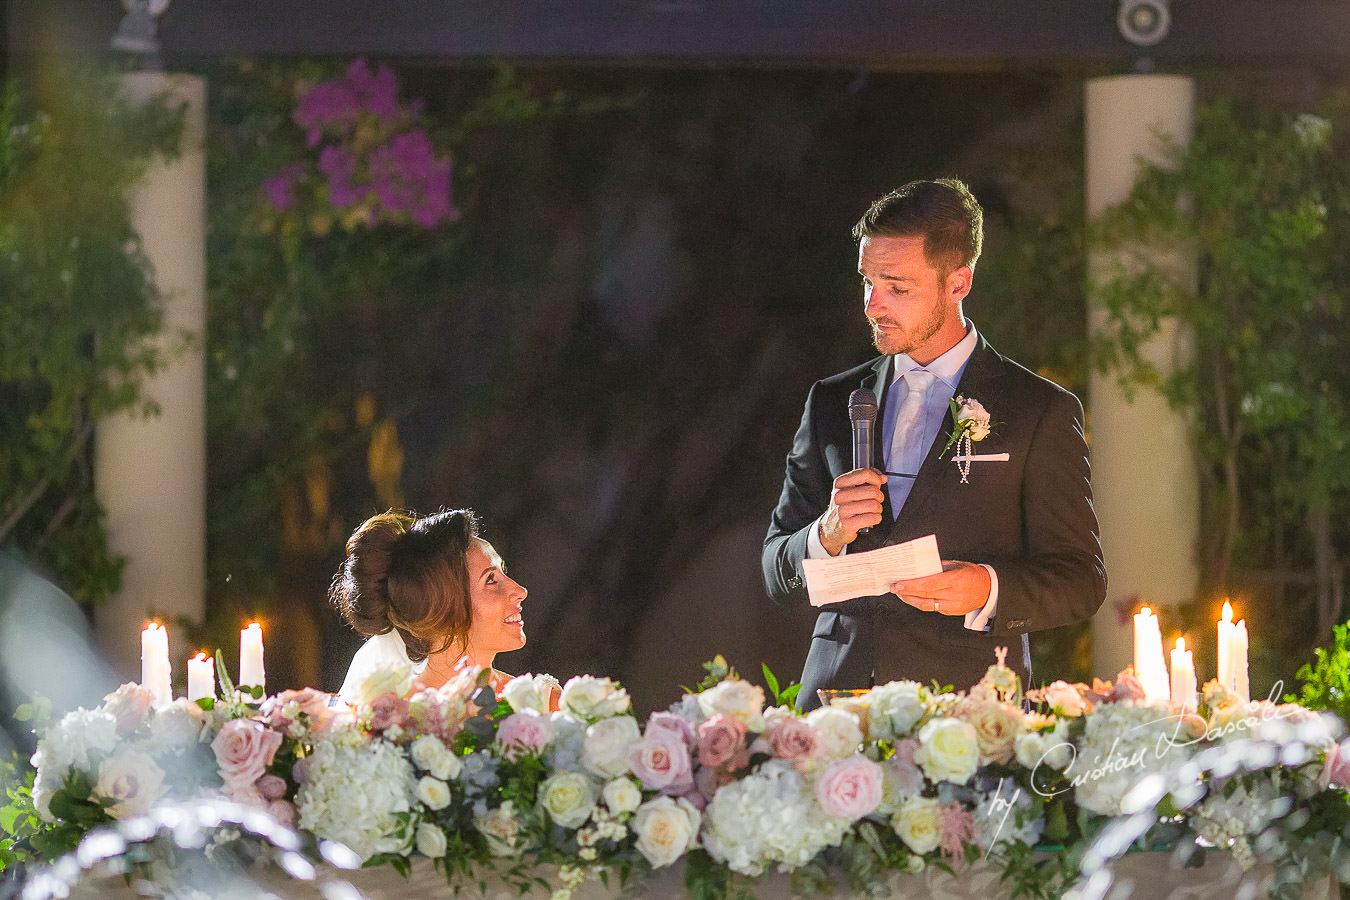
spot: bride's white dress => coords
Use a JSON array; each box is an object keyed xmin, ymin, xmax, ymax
[{"xmin": 337, "ymin": 630, "xmax": 426, "ymax": 703}]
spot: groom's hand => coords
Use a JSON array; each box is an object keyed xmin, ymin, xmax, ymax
[
  {"xmin": 818, "ymin": 468, "xmax": 887, "ymax": 556},
  {"xmin": 891, "ymin": 560, "xmax": 991, "ymax": 616}
]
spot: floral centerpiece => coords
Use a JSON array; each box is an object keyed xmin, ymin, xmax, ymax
[{"xmin": 5, "ymin": 649, "xmax": 1350, "ymax": 900}]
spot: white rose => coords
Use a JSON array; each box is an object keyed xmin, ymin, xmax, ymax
[
  {"xmin": 95, "ymin": 749, "xmax": 167, "ymax": 819},
  {"xmin": 414, "ymin": 775, "xmax": 452, "ymax": 811},
  {"xmin": 149, "ymin": 698, "xmax": 205, "ymax": 746},
  {"xmin": 416, "ymin": 822, "xmax": 448, "ymax": 858},
  {"xmin": 560, "ymin": 676, "xmax": 631, "ymax": 720},
  {"xmin": 868, "ymin": 681, "xmax": 927, "ymax": 740},
  {"xmin": 537, "ymin": 772, "xmax": 598, "ymax": 829},
  {"xmin": 411, "ymin": 735, "xmax": 447, "ymax": 772},
  {"xmin": 353, "ymin": 662, "xmax": 415, "ymax": 707},
  {"xmin": 634, "ymin": 795, "xmax": 700, "ymax": 867},
  {"xmin": 697, "ymin": 680, "xmax": 766, "ymax": 731},
  {"xmin": 602, "ymin": 777, "xmax": 643, "ymax": 814},
  {"xmin": 474, "ymin": 801, "xmax": 525, "ymax": 857},
  {"xmin": 501, "ymin": 674, "xmax": 554, "ymax": 714},
  {"xmin": 891, "ymin": 795, "xmax": 942, "ymax": 855},
  {"xmin": 805, "ymin": 706, "xmax": 864, "ymax": 761},
  {"xmin": 954, "ymin": 396, "xmax": 991, "ymax": 441},
  {"xmin": 914, "ymin": 717, "xmax": 979, "ymax": 785},
  {"xmin": 582, "ymin": 716, "xmax": 640, "ymax": 779}
]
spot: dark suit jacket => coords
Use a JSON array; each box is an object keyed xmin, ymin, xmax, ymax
[{"xmin": 762, "ymin": 335, "xmax": 1106, "ymax": 710}]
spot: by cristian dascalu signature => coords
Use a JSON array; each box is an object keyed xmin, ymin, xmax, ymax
[{"xmin": 981, "ymin": 681, "xmax": 1335, "ymax": 852}]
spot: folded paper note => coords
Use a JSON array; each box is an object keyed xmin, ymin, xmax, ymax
[{"xmin": 803, "ymin": 534, "xmax": 943, "ymax": 607}]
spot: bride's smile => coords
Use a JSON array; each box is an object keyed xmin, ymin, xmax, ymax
[{"xmin": 465, "ymin": 538, "xmax": 529, "ymax": 663}]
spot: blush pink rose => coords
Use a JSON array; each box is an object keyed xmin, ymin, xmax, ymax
[
  {"xmin": 367, "ymin": 691, "xmax": 411, "ymax": 732},
  {"xmin": 645, "ymin": 711, "xmax": 693, "ymax": 745},
  {"xmin": 267, "ymin": 799, "xmax": 299, "ymax": 829},
  {"xmin": 103, "ymin": 683, "xmax": 156, "ymax": 737},
  {"xmin": 495, "ymin": 710, "xmax": 556, "ymax": 760},
  {"xmin": 1320, "ymin": 740, "xmax": 1350, "ymax": 790},
  {"xmin": 630, "ymin": 731, "xmax": 694, "ymax": 795},
  {"xmin": 211, "ymin": 718, "xmax": 284, "ymax": 792},
  {"xmin": 697, "ymin": 714, "xmax": 746, "ymax": 769},
  {"xmin": 815, "ymin": 754, "xmax": 884, "ymax": 820},
  {"xmin": 1108, "ymin": 671, "xmax": 1147, "ymax": 704},
  {"xmin": 768, "ymin": 716, "xmax": 819, "ymax": 765},
  {"xmin": 262, "ymin": 687, "xmax": 338, "ymax": 733}
]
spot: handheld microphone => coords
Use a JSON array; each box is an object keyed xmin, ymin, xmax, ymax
[{"xmin": 848, "ymin": 388, "xmax": 879, "ymax": 534}]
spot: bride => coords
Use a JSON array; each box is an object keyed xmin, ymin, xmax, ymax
[{"xmin": 331, "ymin": 507, "xmax": 558, "ymax": 708}]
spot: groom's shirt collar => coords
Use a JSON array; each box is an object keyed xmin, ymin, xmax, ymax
[{"xmin": 889, "ymin": 318, "xmax": 979, "ymax": 390}]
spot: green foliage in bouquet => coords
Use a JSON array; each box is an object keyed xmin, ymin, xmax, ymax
[
  {"xmin": 0, "ymin": 66, "xmax": 185, "ymax": 606},
  {"xmin": 1289, "ymin": 620, "xmax": 1350, "ymax": 722}
]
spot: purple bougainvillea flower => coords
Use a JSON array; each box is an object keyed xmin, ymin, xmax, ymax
[
  {"xmin": 262, "ymin": 162, "xmax": 307, "ymax": 212},
  {"xmin": 318, "ymin": 145, "xmax": 364, "ymax": 208}
]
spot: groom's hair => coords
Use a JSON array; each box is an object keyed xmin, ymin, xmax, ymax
[
  {"xmin": 852, "ymin": 178, "xmax": 984, "ymax": 276},
  {"xmin": 331, "ymin": 507, "xmax": 480, "ymax": 663}
]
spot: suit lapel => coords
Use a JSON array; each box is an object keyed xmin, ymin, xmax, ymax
[{"xmin": 885, "ymin": 336, "xmax": 1005, "ymax": 537}]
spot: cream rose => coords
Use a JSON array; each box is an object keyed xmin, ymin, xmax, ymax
[
  {"xmin": 474, "ymin": 801, "xmax": 525, "ymax": 856},
  {"xmin": 959, "ymin": 697, "xmax": 1024, "ymax": 766},
  {"xmin": 410, "ymin": 734, "xmax": 461, "ymax": 779},
  {"xmin": 913, "ymin": 717, "xmax": 979, "ymax": 785},
  {"xmin": 149, "ymin": 698, "xmax": 205, "ymax": 746},
  {"xmin": 500, "ymin": 674, "xmax": 556, "ymax": 714},
  {"xmin": 537, "ymin": 772, "xmax": 598, "ymax": 829},
  {"xmin": 414, "ymin": 775, "xmax": 452, "ymax": 811},
  {"xmin": 582, "ymin": 715, "xmax": 640, "ymax": 779},
  {"xmin": 602, "ymin": 777, "xmax": 643, "ymax": 814},
  {"xmin": 351, "ymin": 662, "xmax": 415, "ymax": 707},
  {"xmin": 416, "ymin": 822, "xmax": 448, "ymax": 858},
  {"xmin": 697, "ymin": 680, "xmax": 766, "ymax": 731},
  {"xmin": 633, "ymin": 795, "xmax": 700, "ymax": 867},
  {"xmin": 560, "ymin": 676, "xmax": 631, "ymax": 720},
  {"xmin": 96, "ymin": 749, "xmax": 167, "ymax": 818},
  {"xmin": 891, "ymin": 795, "xmax": 942, "ymax": 855},
  {"xmin": 867, "ymin": 681, "xmax": 927, "ymax": 740}
]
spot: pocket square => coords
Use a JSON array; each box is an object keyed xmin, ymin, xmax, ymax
[{"xmin": 952, "ymin": 452, "xmax": 1010, "ymax": 463}]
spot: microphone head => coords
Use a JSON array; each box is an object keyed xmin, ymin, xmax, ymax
[{"xmin": 848, "ymin": 388, "xmax": 878, "ymax": 423}]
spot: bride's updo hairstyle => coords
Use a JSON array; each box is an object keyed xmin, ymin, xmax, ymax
[{"xmin": 330, "ymin": 508, "xmax": 480, "ymax": 663}]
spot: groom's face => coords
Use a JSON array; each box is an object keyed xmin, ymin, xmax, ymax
[{"xmin": 858, "ymin": 234, "xmax": 970, "ymax": 364}]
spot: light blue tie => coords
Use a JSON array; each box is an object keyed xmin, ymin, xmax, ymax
[{"xmin": 889, "ymin": 368, "xmax": 937, "ymax": 485}]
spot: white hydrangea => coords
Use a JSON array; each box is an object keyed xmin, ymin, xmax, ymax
[
  {"xmin": 701, "ymin": 759, "xmax": 848, "ymax": 876},
  {"xmin": 1069, "ymin": 702, "xmax": 1190, "ymax": 817},
  {"xmin": 973, "ymin": 784, "xmax": 1044, "ymax": 853},
  {"xmin": 297, "ymin": 734, "xmax": 416, "ymax": 861},
  {"xmin": 1189, "ymin": 774, "xmax": 1286, "ymax": 862},
  {"xmin": 30, "ymin": 708, "xmax": 119, "ymax": 820}
]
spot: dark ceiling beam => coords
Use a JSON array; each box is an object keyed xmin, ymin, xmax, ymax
[{"xmin": 9, "ymin": 0, "xmax": 1350, "ymax": 70}]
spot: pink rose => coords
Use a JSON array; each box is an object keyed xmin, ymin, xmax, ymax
[
  {"xmin": 211, "ymin": 718, "xmax": 283, "ymax": 792},
  {"xmin": 629, "ymin": 731, "xmax": 694, "ymax": 795},
  {"xmin": 267, "ymin": 799, "xmax": 299, "ymax": 829},
  {"xmin": 257, "ymin": 773, "xmax": 288, "ymax": 801},
  {"xmin": 768, "ymin": 716, "xmax": 819, "ymax": 765},
  {"xmin": 495, "ymin": 710, "xmax": 556, "ymax": 760},
  {"xmin": 697, "ymin": 714, "xmax": 746, "ymax": 769},
  {"xmin": 103, "ymin": 683, "xmax": 156, "ymax": 737},
  {"xmin": 815, "ymin": 755, "xmax": 884, "ymax": 820},
  {"xmin": 1320, "ymin": 740, "xmax": 1350, "ymax": 791},
  {"xmin": 262, "ymin": 688, "xmax": 337, "ymax": 733},
  {"xmin": 1108, "ymin": 671, "xmax": 1147, "ymax": 704},
  {"xmin": 367, "ymin": 691, "xmax": 410, "ymax": 732}
]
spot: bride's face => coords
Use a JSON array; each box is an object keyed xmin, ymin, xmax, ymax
[{"xmin": 465, "ymin": 539, "xmax": 528, "ymax": 658}]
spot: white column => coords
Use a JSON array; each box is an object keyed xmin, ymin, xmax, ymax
[
  {"xmin": 95, "ymin": 73, "xmax": 207, "ymax": 682},
  {"xmin": 1085, "ymin": 75, "xmax": 1199, "ymax": 679}
]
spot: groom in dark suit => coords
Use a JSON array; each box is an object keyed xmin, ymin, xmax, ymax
[{"xmin": 763, "ymin": 179, "xmax": 1106, "ymax": 710}]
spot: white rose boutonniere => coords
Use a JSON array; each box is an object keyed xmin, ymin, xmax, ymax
[{"xmin": 941, "ymin": 395, "xmax": 991, "ymax": 483}]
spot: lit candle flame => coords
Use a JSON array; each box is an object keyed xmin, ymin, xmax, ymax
[
  {"xmin": 1222, "ymin": 600, "xmax": 1233, "ymax": 622},
  {"xmin": 1176, "ymin": 637, "xmax": 1186, "ymax": 651}
]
